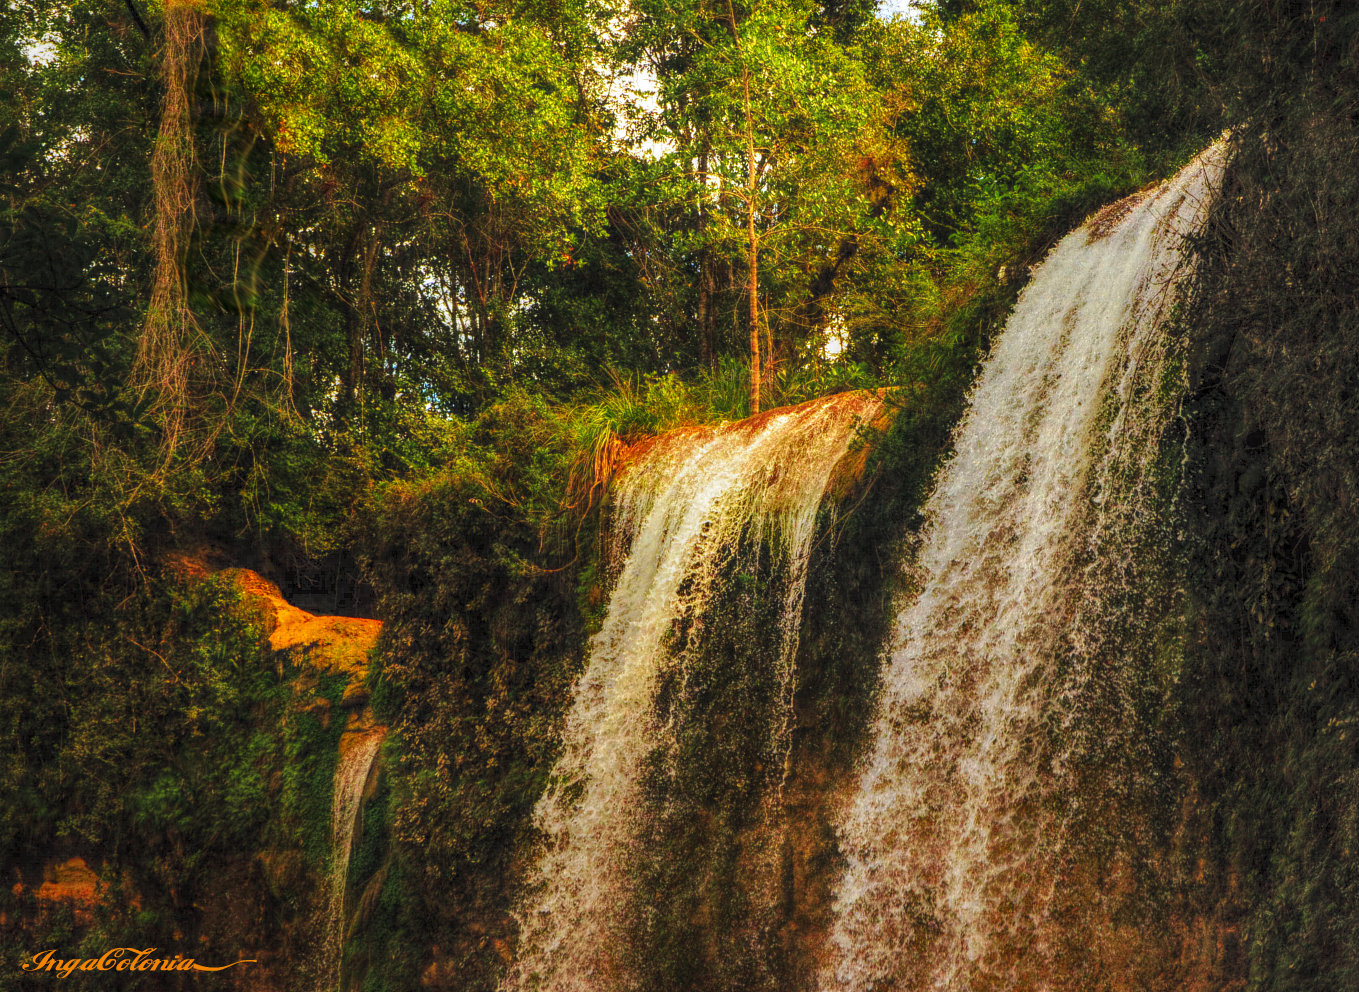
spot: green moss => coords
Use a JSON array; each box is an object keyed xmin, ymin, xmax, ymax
[
  {"xmin": 1173, "ymin": 106, "xmax": 1359, "ymax": 992},
  {"xmin": 355, "ymin": 393, "xmax": 595, "ymax": 991}
]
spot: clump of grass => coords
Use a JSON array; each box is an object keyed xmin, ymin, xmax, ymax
[{"xmin": 565, "ymin": 369, "xmax": 702, "ymax": 512}]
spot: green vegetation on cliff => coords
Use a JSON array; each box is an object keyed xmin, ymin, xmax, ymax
[
  {"xmin": 2, "ymin": 0, "xmax": 1356, "ymax": 990},
  {"xmin": 1174, "ymin": 21, "xmax": 1359, "ymax": 989}
]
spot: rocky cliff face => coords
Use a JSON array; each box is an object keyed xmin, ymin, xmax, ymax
[
  {"xmin": 226, "ymin": 567, "xmax": 382, "ymax": 718},
  {"xmin": 7, "ymin": 562, "xmax": 386, "ymax": 992}
]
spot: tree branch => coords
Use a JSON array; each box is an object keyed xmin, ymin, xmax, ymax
[{"xmin": 123, "ymin": 0, "xmax": 151, "ymax": 39}]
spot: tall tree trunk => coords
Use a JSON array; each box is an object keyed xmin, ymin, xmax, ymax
[
  {"xmin": 350, "ymin": 221, "xmax": 380, "ymax": 405},
  {"xmin": 747, "ymin": 149, "xmax": 759, "ymax": 415}
]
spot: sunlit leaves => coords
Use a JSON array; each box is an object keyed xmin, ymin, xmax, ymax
[
  {"xmin": 866, "ymin": 2, "xmax": 1130, "ymax": 243},
  {"xmin": 623, "ymin": 0, "xmax": 924, "ymax": 365},
  {"xmin": 212, "ymin": 0, "xmax": 609, "ymax": 240}
]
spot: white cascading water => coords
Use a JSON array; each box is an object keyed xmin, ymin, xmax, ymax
[
  {"xmin": 819, "ymin": 143, "xmax": 1228, "ymax": 992},
  {"xmin": 506, "ymin": 391, "xmax": 884, "ymax": 992},
  {"xmin": 324, "ymin": 731, "xmax": 383, "ymax": 992}
]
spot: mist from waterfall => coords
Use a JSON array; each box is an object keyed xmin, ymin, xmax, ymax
[{"xmin": 818, "ymin": 143, "xmax": 1228, "ymax": 992}]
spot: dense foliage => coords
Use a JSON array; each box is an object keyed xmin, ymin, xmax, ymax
[{"xmin": 3, "ymin": 0, "xmax": 1357, "ymax": 989}]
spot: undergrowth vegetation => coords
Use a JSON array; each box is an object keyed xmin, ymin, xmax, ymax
[{"xmin": 0, "ymin": 560, "xmax": 342, "ymax": 990}]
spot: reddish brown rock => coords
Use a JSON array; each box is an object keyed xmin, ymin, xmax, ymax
[
  {"xmin": 33, "ymin": 857, "xmax": 99, "ymax": 924},
  {"xmin": 223, "ymin": 568, "xmax": 382, "ymax": 713}
]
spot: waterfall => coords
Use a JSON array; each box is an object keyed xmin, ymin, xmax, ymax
[
  {"xmin": 324, "ymin": 730, "xmax": 383, "ymax": 992},
  {"xmin": 506, "ymin": 391, "xmax": 885, "ymax": 992},
  {"xmin": 819, "ymin": 143, "xmax": 1228, "ymax": 992}
]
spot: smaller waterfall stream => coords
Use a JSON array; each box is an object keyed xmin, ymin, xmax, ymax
[
  {"xmin": 324, "ymin": 730, "xmax": 383, "ymax": 992},
  {"xmin": 507, "ymin": 392, "xmax": 884, "ymax": 992}
]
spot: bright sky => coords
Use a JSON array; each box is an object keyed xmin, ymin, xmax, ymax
[{"xmin": 877, "ymin": 0, "xmax": 924, "ymax": 20}]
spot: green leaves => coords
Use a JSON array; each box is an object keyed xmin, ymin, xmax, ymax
[{"xmin": 214, "ymin": 0, "xmax": 607, "ymax": 237}]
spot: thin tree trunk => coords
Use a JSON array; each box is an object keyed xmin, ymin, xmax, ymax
[
  {"xmin": 727, "ymin": 0, "xmax": 759, "ymax": 414},
  {"xmin": 351, "ymin": 223, "xmax": 379, "ymax": 403},
  {"xmin": 697, "ymin": 145, "xmax": 714, "ymax": 367},
  {"xmin": 747, "ymin": 141, "xmax": 759, "ymax": 415}
]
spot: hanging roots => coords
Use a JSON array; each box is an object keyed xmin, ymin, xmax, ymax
[{"xmin": 134, "ymin": 0, "xmax": 209, "ymax": 453}]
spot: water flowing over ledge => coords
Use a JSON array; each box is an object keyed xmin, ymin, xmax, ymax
[
  {"xmin": 506, "ymin": 391, "xmax": 887, "ymax": 992},
  {"xmin": 324, "ymin": 729, "xmax": 384, "ymax": 992},
  {"xmin": 819, "ymin": 142, "xmax": 1229, "ymax": 992}
]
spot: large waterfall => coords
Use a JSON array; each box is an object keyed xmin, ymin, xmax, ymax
[
  {"xmin": 507, "ymin": 392, "xmax": 885, "ymax": 992},
  {"xmin": 819, "ymin": 143, "xmax": 1228, "ymax": 991},
  {"xmin": 496, "ymin": 143, "xmax": 1228, "ymax": 992}
]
